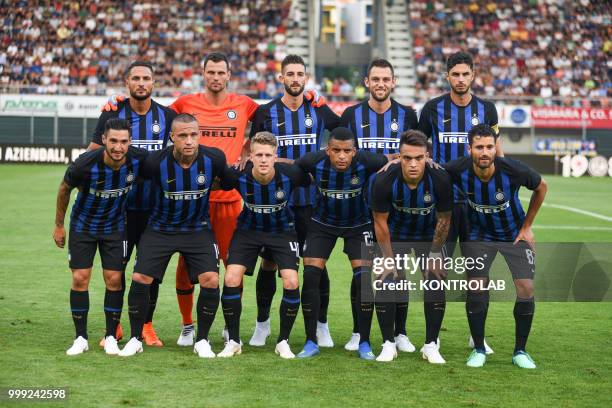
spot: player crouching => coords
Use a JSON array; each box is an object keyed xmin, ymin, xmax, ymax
[{"xmin": 217, "ymin": 132, "xmax": 309, "ymax": 359}]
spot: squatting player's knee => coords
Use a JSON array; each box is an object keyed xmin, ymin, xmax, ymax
[
  {"xmin": 514, "ymin": 279, "xmax": 534, "ymax": 299},
  {"xmin": 132, "ymin": 272, "xmax": 154, "ymax": 285},
  {"xmin": 199, "ymin": 272, "xmax": 219, "ymax": 288},
  {"xmin": 103, "ymin": 270, "xmax": 123, "ymax": 290},
  {"xmin": 280, "ymin": 271, "xmax": 299, "ymax": 290},
  {"xmin": 71, "ymin": 269, "xmax": 91, "ymax": 290},
  {"xmin": 224, "ymin": 270, "xmax": 243, "ymax": 287}
]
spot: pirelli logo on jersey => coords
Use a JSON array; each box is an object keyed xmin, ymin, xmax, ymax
[
  {"xmin": 200, "ymin": 126, "xmax": 237, "ymax": 138},
  {"xmin": 358, "ymin": 138, "xmax": 399, "ymax": 150},
  {"xmin": 132, "ymin": 140, "xmax": 165, "ymax": 151},
  {"xmin": 468, "ymin": 199, "xmax": 510, "ymax": 214},
  {"xmin": 276, "ymin": 133, "xmax": 317, "ymax": 147},
  {"xmin": 392, "ymin": 202, "xmax": 435, "ymax": 215},
  {"xmin": 318, "ymin": 187, "xmax": 362, "ymax": 199},
  {"xmin": 245, "ymin": 201, "xmax": 287, "ymax": 214},
  {"xmin": 164, "ymin": 189, "xmax": 209, "ymax": 200},
  {"xmin": 89, "ymin": 185, "xmax": 132, "ymax": 198},
  {"xmin": 438, "ymin": 132, "xmax": 468, "ymax": 144}
]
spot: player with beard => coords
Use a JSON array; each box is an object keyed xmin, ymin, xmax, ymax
[
  {"xmin": 418, "ymin": 51, "xmax": 502, "ymax": 354},
  {"xmin": 88, "ymin": 61, "xmax": 176, "ymax": 347},
  {"xmin": 340, "ymin": 59, "xmax": 418, "ymax": 353},
  {"xmin": 247, "ymin": 55, "xmax": 340, "ymax": 348}
]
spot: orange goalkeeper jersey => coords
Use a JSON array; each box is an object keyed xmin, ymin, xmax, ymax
[{"xmin": 170, "ymin": 92, "xmax": 258, "ymax": 202}]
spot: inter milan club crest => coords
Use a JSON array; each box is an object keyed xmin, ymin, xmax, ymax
[
  {"xmin": 227, "ymin": 110, "xmax": 237, "ymax": 120},
  {"xmin": 126, "ymin": 173, "xmax": 135, "ymax": 183},
  {"xmin": 276, "ymin": 190, "xmax": 285, "ymax": 200},
  {"xmin": 495, "ymin": 191, "xmax": 505, "ymax": 201},
  {"xmin": 197, "ymin": 173, "xmax": 207, "ymax": 185},
  {"xmin": 350, "ymin": 176, "xmax": 360, "ymax": 186},
  {"xmin": 390, "ymin": 119, "xmax": 399, "ymax": 132},
  {"xmin": 304, "ymin": 115, "xmax": 313, "ymax": 128},
  {"xmin": 471, "ymin": 115, "xmax": 480, "ymax": 126},
  {"xmin": 151, "ymin": 121, "xmax": 161, "ymax": 134},
  {"xmin": 424, "ymin": 193, "xmax": 432, "ymax": 203}
]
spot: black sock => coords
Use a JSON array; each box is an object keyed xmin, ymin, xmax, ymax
[
  {"xmin": 394, "ymin": 286, "xmax": 409, "ymax": 336},
  {"xmin": 375, "ymin": 298, "xmax": 395, "ymax": 343},
  {"xmin": 350, "ymin": 277, "xmax": 359, "ymax": 333},
  {"xmin": 301, "ymin": 265, "xmax": 322, "ymax": 342},
  {"xmin": 424, "ymin": 283, "xmax": 446, "ymax": 344},
  {"xmin": 144, "ymin": 280, "xmax": 159, "ymax": 324},
  {"xmin": 119, "ymin": 270, "xmax": 126, "ymax": 306},
  {"xmin": 70, "ymin": 289, "xmax": 89, "ymax": 339},
  {"xmin": 104, "ymin": 288, "xmax": 123, "ymax": 337},
  {"xmin": 466, "ymin": 290, "xmax": 489, "ymax": 351},
  {"xmin": 255, "ymin": 267, "xmax": 277, "ymax": 322},
  {"xmin": 514, "ymin": 297, "xmax": 535, "ymax": 353},
  {"xmin": 354, "ymin": 267, "xmax": 373, "ymax": 345},
  {"xmin": 196, "ymin": 287, "xmax": 219, "ymax": 342},
  {"xmin": 127, "ymin": 281, "xmax": 150, "ymax": 340},
  {"xmin": 221, "ymin": 286, "xmax": 242, "ymax": 342},
  {"xmin": 318, "ymin": 267, "xmax": 330, "ymax": 324},
  {"xmin": 278, "ymin": 288, "xmax": 300, "ymax": 342}
]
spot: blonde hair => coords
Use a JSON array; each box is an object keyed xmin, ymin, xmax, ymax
[{"xmin": 251, "ymin": 132, "xmax": 278, "ymax": 149}]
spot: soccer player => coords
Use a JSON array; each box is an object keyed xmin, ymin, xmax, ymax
[
  {"xmin": 53, "ymin": 118, "xmax": 147, "ymax": 356},
  {"xmin": 418, "ymin": 51, "xmax": 502, "ymax": 353},
  {"xmin": 294, "ymin": 127, "xmax": 388, "ymax": 360},
  {"xmin": 371, "ymin": 130, "xmax": 452, "ymax": 363},
  {"xmin": 248, "ymin": 54, "xmax": 340, "ymax": 348},
  {"xmin": 216, "ymin": 132, "xmax": 310, "ymax": 359},
  {"xmin": 341, "ymin": 58, "xmax": 419, "ymax": 352},
  {"xmin": 88, "ymin": 61, "xmax": 176, "ymax": 347},
  {"xmin": 119, "ymin": 114, "xmax": 227, "ymax": 358},
  {"xmin": 443, "ymin": 124, "xmax": 547, "ymax": 369}
]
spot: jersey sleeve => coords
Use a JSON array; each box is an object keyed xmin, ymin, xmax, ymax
[
  {"xmin": 204, "ymin": 146, "xmax": 229, "ymax": 178},
  {"xmin": 219, "ymin": 165, "xmax": 241, "ymax": 191},
  {"xmin": 359, "ymin": 150, "xmax": 389, "ymax": 174},
  {"xmin": 441, "ymin": 157, "xmax": 468, "ymax": 183},
  {"xmin": 431, "ymin": 168, "xmax": 453, "ymax": 212},
  {"xmin": 294, "ymin": 150, "xmax": 323, "ymax": 175},
  {"xmin": 485, "ymin": 101, "xmax": 500, "ymax": 136},
  {"xmin": 404, "ymin": 106, "xmax": 419, "ymax": 130},
  {"xmin": 249, "ymin": 106, "xmax": 267, "ymax": 138},
  {"xmin": 91, "ymin": 110, "xmax": 116, "ymax": 145},
  {"xmin": 503, "ymin": 158, "xmax": 542, "ymax": 190},
  {"xmin": 319, "ymin": 105, "xmax": 341, "ymax": 131},
  {"xmin": 339, "ymin": 107, "xmax": 352, "ymax": 129},
  {"xmin": 63, "ymin": 161, "xmax": 84, "ymax": 187},
  {"xmin": 370, "ymin": 171, "xmax": 394, "ymax": 213},
  {"xmin": 141, "ymin": 150, "xmax": 161, "ymax": 180},
  {"xmin": 417, "ymin": 103, "xmax": 433, "ymax": 139},
  {"xmin": 282, "ymin": 162, "xmax": 311, "ymax": 187},
  {"xmin": 168, "ymin": 95, "xmax": 185, "ymax": 113},
  {"xmin": 245, "ymin": 96, "xmax": 259, "ymax": 121}
]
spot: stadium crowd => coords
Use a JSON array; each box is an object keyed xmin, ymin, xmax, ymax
[
  {"xmin": 410, "ymin": 0, "xmax": 611, "ymax": 105},
  {"xmin": 0, "ymin": 0, "xmax": 291, "ymax": 96}
]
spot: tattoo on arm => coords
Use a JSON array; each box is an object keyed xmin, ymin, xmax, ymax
[
  {"xmin": 431, "ymin": 211, "xmax": 451, "ymax": 253},
  {"xmin": 55, "ymin": 181, "xmax": 73, "ymax": 227}
]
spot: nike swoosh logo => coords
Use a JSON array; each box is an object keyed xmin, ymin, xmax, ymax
[
  {"xmin": 96, "ymin": 180, "xmax": 105, "ymax": 184},
  {"xmin": 277, "ymin": 122, "xmax": 285, "ymax": 127},
  {"xmin": 361, "ymin": 124, "xmax": 370, "ymax": 128},
  {"xmin": 246, "ymin": 193, "xmax": 254, "ymax": 196},
  {"xmin": 443, "ymin": 118, "xmax": 452, "ymax": 123},
  {"xmin": 167, "ymin": 179, "xmax": 175, "ymax": 184}
]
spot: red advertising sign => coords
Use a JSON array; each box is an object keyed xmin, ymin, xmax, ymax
[
  {"xmin": 532, "ymin": 107, "xmax": 612, "ymax": 129},
  {"xmin": 327, "ymin": 101, "xmax": 356, "ymax": 116}
]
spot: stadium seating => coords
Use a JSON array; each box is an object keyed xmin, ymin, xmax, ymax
[
  {"xmin": 409, "ymin": 0, "xmax": 611, "ymax": 105},
  {"xmin": 0, "ymin": 0, "xmax": 290, "ymax": 97}
]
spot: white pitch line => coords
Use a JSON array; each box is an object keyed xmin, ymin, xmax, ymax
[
  {"xmin": 532, "ymin": 225, "xmax": 612, "ymax": 231},
  {"xmin": 520, "ymin": 196, "xmax": 612, "ymax": 222}
]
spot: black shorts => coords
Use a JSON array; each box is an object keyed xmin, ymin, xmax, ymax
[
  {"xmin": 134, "ymin": 228, "xmax": 219, "ymax": 284},
  {"xmin": 260, "ymin": 205, "xmax": 311, "ymax": 263},
  {"xmin": 463, "ymin": 240, "xmax": 535, "ymax": 280},
  {"xmin": 303, "ymin": 220, "xmax": 374, "ymax": 261},
  {"xmin": 68, "ymin": 230, "xmax": 127, "ymax": 271},
  {"xmin": 228, "ymin": 229, "xmax": 300, "ymax": 271},
  {"xmin": 446, "ymin": 202, "xmax": 469, "ymax": 256},
  {"xmin": 126, "ymin": 210, "xmax": 151, "ymax": 261}
]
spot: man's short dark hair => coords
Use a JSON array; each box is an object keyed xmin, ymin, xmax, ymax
[
  {"xmin": 171, "ymin": 113, "xmax": 199, "ymax": 130},
  {"xmin": 281, "ymin": 54, "xmax": 306, "ymax": 72},
  {"xmin": 125, "ymin": 61, "xmax": 154, "ymax": 78},
  {"xmin": 367, "ymin": 58, "xmax": 394, "ymax": 77},
  {"xmin": 203, "ymin": 52, "xmax": 230, "ymax": 71},
  {"xmin": 446, "ymin": 51, "xmax": 474, "ymax": 72},
  {"xmin": 399, "ymin": 130, "xmax": 429, "ymax": 149},
  {"xmin": 329, "ymin": 127, "xmax": 355, "ymax": 144},
  {"xmin": 104, "ymin": 118, "xmax": 131, "ymax": 136},
  {"xmin": 468, "ymin": 123, "xmax": 498, "ymax": 145}
]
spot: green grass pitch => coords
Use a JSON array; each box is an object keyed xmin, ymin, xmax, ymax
[{"xmin": 1, "ymin": 164, "xmax": 611, "ymax": 407}]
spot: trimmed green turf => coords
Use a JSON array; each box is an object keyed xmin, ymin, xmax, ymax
[{"xmin": 0, "ymin": 165, "xmax": 611, "ymax": 407}]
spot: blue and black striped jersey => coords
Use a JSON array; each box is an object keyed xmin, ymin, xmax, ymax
[
  {"xmin": 370, "ymin": 164, "xmax": 453, "ymax": 241},
  {"xmin": 249, "ymin": 97, "xmax": 340, "ymax": 206},
  {"xmin": 92, "ymin": 99, "xmax": 176, "ymax": 211},
  {"xmin": 142, "ymin": 145, "xmax": 227, "ymax": 233},
  {"xmin": 296, "ymin": 150, "xmax": 388, "ymax": 228},
  {"xmin": 444, "ymin": 156, "xmax": 541, "ymax": 242},
  {"xmin": 340, "ymin": 98, "xmax": 418, "ymax": 155},
  {"xmin": 64, "ymin": 146, "xmax": 148, "ymax": 234},
  {"xmin": 221, "ymin": 162, "xmax": 311, "ymax": 233}
]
